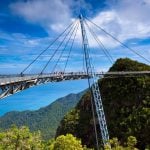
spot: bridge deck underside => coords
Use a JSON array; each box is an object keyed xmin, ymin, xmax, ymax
[{"xmin": 0, "ymin": 74, "xmax": 89, "ymax": 99}]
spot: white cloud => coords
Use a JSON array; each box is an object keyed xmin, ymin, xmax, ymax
[
  {"xmin": 88, "ymin": 0, "xmax": 150, "ymax": 48},
  {"xmin": 0, "ymin": 30, "xmax": 57, "ymax": 55},
  {"xmin": 9, "ymin": 0, "xmax": 93, "ymax": 34},
  {"xmin": 9, "ymin": 0, "xmax": 150, "ymax": 45},
  {"xmin": 9, "ymin": 0, "xmax": 81, "ymax": 34},
  {"xmin": 11, "ymin": 0, "xmax": 71, "ymax": 23},
  {"xmin": 6, "ymin": 0, "xmax": 150, "ymax": 66},
  {"xmin": 10, "ymin": 0, "xmax": 72, "ymax": 33}
]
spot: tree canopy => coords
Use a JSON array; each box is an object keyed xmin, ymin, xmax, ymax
[{"xmin": 0, "ymin": 126, "xmax": 42, "ymax": 150}]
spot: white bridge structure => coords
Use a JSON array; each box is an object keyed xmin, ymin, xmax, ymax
[{"xmin": 0, "ymin": 71, "xmax": 149, "ymax": 99}]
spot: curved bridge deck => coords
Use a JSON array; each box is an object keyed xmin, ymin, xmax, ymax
[{"xmin": 0, "ymin": 71, "xmax": 149, "ymax": 99}]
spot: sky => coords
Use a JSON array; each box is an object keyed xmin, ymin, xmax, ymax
[
  {"xmin": 0, "ymin": 79, "xmax": 88, "ymax": 116},
  {"xmin": 0, "ymin": 0, "xmax": 150, "ymax": 115}
]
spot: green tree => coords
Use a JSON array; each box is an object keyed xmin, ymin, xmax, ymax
[
  {"xmin": 0, "ymin": 126, "xmax": 42, "ymax": 150},
  {"xmin": 104, "ymin": 136, "xmax": 138, "ymax": 150},
  {"xmin": 126, "ymin": 136, "xmax": 137, "ymax": 150},
  {"xmin": 49, "ymin": 134, "xmax": 90, "ymax": 150}
]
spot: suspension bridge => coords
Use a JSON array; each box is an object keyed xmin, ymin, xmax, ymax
[
  {"xmin": 0, "ymin": 14, "xmax": 150, "ymax": 148},
  {"xmin": 0, "ymin": 71, "xmax": 149, "ymax": 99}
]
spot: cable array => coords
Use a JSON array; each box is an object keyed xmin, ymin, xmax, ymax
[
  {"xmin": 63, "ymin": 22, "xmax": 79, "ymax": 73},
  {"xmin": 20, "ymin": 20, "xmax": 82, "ymax": 76},
  {"xmin": 85, "ymin": 17, "xmax": 150, "ymax": 64},
  {"xmin": 21, "ymin": 21, "xmax": 76, "ymax": 75},
  {"xmin": 39, "ymin": 22, "xmax": 78, "ymax": 74},
  {"xmin": 84, "ymin": 20, "xmax": 114, "ymax": 64},
  {"xmin": 52, "ymin": 22, "xmax": 79, "ymax": 73}
]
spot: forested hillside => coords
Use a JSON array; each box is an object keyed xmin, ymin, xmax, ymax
[
  {"xmin": 0, "ymin": 91, "xmax": 85, "ymax": 139},
  {"xmin": 56, "ymin": 58, "xmax": 150, "ymax": 150},
  {"xmin": 0, "ymin": 126, "xmax": 139, "ymax": 150}
]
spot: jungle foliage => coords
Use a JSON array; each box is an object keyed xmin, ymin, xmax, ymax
[
  {"xmin": 0, "ymin": 126, "xmax": 139, "ymax": 150},
  {"xmin": 0, "ymin": 92, "xmax": 84, "ymax": 140},
  {"xmin": 56, "ymin": 58, "xmax": 150, "ymax": 150}
]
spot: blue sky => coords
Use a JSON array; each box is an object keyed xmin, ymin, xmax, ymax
[
  {"xmin": 0, "ymin": 0, "xmax": 150, "ymax": 115},
  {"xmin": 0, "ymin": 0, "xmax": 150, "ymax": 74},
  {"xmin": 0, "ymin": 79, "xmax": 88, "ymax": 116}
]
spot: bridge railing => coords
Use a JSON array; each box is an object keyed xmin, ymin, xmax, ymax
[
  {"xmin": 0, "ymin": 71, "xmax": 150, "ymax": 86},
  {"xmin": 0, "ymin": 72, "xmax": 88, "ymax": 85},
  {"xmin": 0, "ymin": 76, "xmax": 37, "ymax": 85}
]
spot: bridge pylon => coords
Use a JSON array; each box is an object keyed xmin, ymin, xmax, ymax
[{"xmin": 79, "ymin": 14, "xmax": 110, "ymax": 147}]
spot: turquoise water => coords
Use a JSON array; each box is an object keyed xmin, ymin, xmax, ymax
[{"xmin": 0, "ymin": 79, "xmax": 88, "ymax": 116}]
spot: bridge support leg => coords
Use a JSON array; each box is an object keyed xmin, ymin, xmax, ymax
[{"xmin": 79, "ymin": 14, "xmax": 110, "ymax": 148}]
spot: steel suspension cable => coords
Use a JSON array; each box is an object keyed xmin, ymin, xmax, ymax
[
  {"xmin": 20, "ymin": 20, "xmax": 76, "ymax": 75},
  {"xmin": 63, "ymin": 21, "xmax": 79, "ymax": 73},
  {"xmin": 39, "ymin": 21, "xmax": 78, "ymax": 75},
  {"xmin": 85, "ymin": 17, "xmax": 150, "ymax": 64},
  {"xmin": 84, "ymin": 20, "xmax": 114, "ymax": 64},
  {"xmin": 51, "ymin": 22, "xmax": 79, "ymax": 73}
]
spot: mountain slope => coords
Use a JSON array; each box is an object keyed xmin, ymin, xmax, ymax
[
  {"xmin": 56, "ymin": 58, "xmax": 150, "ymax": 149},
  {"xmin": 0, "ymin": 90, "xmax": 85, "ymax": 139}
]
